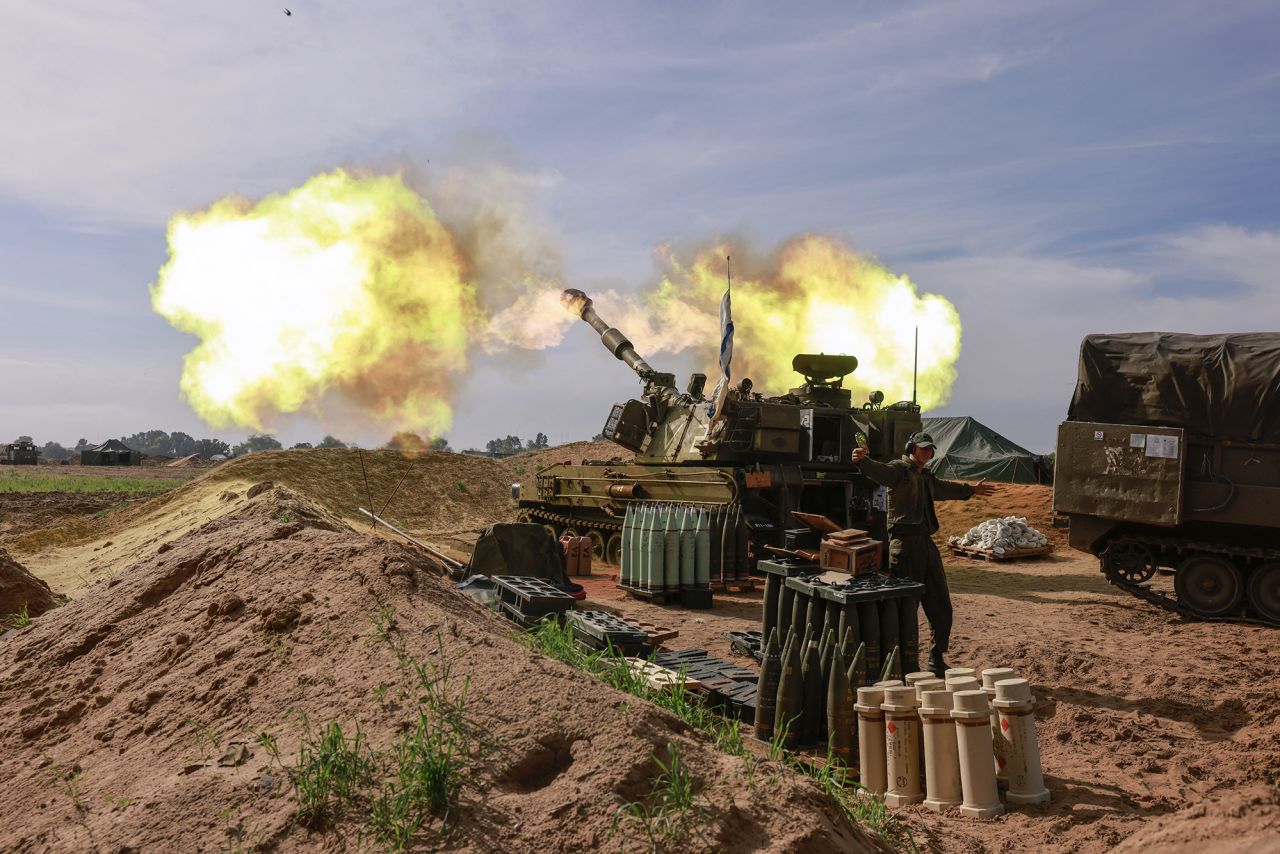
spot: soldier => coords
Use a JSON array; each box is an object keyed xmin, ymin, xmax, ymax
[{"xmin": 851, "ymin": 431, "xmax": 994, "ymax": 677}]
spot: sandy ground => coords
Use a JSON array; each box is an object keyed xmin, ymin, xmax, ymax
[
  {"xmin": 0, "ymin": 481, "xmax": 877, "ymax": 854},
  {"xmin": 571, "ymin": 488, "xmax": 1280, "ymax": 852},
  {"xmin": 2, "ymin": 450, "xmax": 1277, "ymax": 852}
]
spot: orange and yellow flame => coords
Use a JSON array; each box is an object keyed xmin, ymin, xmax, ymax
[
  {"xmin": 626, "ymin": 236, "xmax": 962, "ymax": 408},
  {"xmin": 153, "ymin": 167, "xmax": 961, "ymax": 436},
  {"xmin": 151, "ymin": 169, "xmax": 483, "ymax": 435}
]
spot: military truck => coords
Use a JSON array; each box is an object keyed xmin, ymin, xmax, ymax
[
  {"xmin": 1054, "ymin": 332, "xmax": 1280, "ymax": 625},
  {"xmin": 514, "ymin": 288, "xmax": 923, "ymax": 583},
  {"xmin": 1, "ymin": 439, "xmax": 40, "ymax": 465}
]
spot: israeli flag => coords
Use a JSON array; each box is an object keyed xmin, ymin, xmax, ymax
[{"xmin": 707, "ymin": 287, "xmax": 734, "ymax": 418}]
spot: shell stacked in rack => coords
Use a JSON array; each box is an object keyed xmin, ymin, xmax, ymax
[{"xmin": 949, "ymin": 516, "xmax": 1048, "ymax": 555}]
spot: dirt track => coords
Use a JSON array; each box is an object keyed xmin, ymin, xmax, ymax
[{"xmin": 1, "ymin": 449, "xmax": 1276, "ymax": 851}]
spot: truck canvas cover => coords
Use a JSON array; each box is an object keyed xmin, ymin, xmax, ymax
[{"xmin": 1068, "ymin": 332, "xmax": 1280, "ymax": 443}]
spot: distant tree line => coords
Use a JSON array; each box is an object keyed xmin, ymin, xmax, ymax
[{"xmin": 18, "ymin": 429, "xmax": 561, "ymax": 460}]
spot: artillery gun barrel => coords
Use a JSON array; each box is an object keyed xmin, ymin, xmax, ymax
[{"xmin": 561, "ymin": 288, "xmax": 656, "ymax": 380}]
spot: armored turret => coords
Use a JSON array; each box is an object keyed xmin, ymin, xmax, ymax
[{"xmin": 515, "ymin": 288, "xmax": 924, "ymax": 582}]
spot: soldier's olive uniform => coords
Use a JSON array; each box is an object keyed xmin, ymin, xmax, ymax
[{"xmin": 854, "ymin": 455, "xmax": 975, "ymax": 667}]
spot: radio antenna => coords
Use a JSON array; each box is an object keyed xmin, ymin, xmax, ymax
[{"xmin": 912, "ymin": 326, "xmax": 919, "ymax": 406}]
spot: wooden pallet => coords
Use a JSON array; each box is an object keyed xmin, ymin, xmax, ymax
[
  {"xmin": 621, "ymin": 658, "xmax": 703, "ymax": 692},
  {"xmin": 632, "ymin": 621, "xmax": 679, "ymax": 646},
  {"xmin": 949, "ymin": 543, "xmax": 1053, "ymax": 562}
]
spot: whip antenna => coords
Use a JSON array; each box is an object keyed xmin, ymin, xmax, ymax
[{"xmin": 913, "ymin": 326, "xmax": 919, "ymax": 406}]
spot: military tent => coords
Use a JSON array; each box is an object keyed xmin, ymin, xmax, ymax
[
  {"xmin": 921, "ymin": 416, "xmax": 1052, "ymax": 484},
  {"xmin": 80, "ymin": 439, "xmax": 140, "ymax": 466}
]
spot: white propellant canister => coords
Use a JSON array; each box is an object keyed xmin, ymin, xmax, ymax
[
  {"xmin": 952, "ymin": 689, "xmax": 1005, "ymax": 819},
  {"xmin": 881, "ymin": 686, "xmax": 924, "ymax": 807},
  {"xmin": 905, "ymin": 671, "xmax": 935, "ymax": 688},
  {"xmin": 993, "ymin": 678, "xmax": 1050, "ymax": 805},
  {"xmin": 854, "ymin": 686, "xmax": 887, "ymax": 795},
  {"xmin": 919, "ymin": 687, "xmax": 962, "ymax": 812},
  {"xmin": 913, "ymin": 678, "xmax": 945, "ymax": 704},
  {"xmin": 981, "ymin": 667, "xmax": 1016, "ymax": 779},
  {"xmin": 944, "ymin": 667, "xmax": 977, "ymax": 681},
  {"xmin": 945, "ymin": 676, "xmax": 981, "ymax": 695}
]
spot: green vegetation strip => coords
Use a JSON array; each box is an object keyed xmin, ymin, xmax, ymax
[
  {"xmin": 0, "ymin": 470, "xmax": 194, "ymax": 494},
  {"xmin": 243, "ymin": 606, "xmax": 495, "ymax": 853},
  {"xmin": 522, "ymin": 618, "xmax": 917, "ymax": 852}
]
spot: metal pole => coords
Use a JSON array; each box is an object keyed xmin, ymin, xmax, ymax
[
  {"xmin": 357, "ymin": 507, "xmax": 464, "ymax": 572},
  {"xmin": 913, "ymin": 326, "xmax": 919, "ymax": 405}
]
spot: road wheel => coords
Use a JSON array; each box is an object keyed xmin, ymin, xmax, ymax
[
  {"xmin": 1175, "ymin": 554, "xmax": 1243, "ymax": 618},
  {"xmin": 1101, "ymin": 539, "xmax": 1157, "ymax": 584},
  {"xmin": 587, "ymin": 530, "xmax": 606, "ymax": 562},
  {"xmin": 1246, "ymin": 561, "xmax": 1280, "ymax": 626},
  {"xmin": 605, "ymin": 533, "xmax": 623, "ymax": 567}
]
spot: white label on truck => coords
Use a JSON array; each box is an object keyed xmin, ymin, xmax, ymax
[
  {"xmin": 1145, "ymin": 434, "xmax": 1179, "ymax": 459},
  {"xmin": 1130, "ymin": 433, "xmax": 1146, "ymax": 448},
  {"xmin": 1094, "ymin": 430, "xmax": 1104, "ymax": 440}
]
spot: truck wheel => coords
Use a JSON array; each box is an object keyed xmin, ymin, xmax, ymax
[
  {"xmin": 1175, "ymin": 555, "xmax": 1243, "ymax": 618},
  {"xmin": 1246, "ymin": 561, "xmax": 1280, "ymax": 626}
]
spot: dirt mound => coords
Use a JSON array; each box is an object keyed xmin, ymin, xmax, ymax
[
  {"xmin": 505, "ymin": 440, "xmax": 635, "ymax": 474},
  {"xmin": 203, "ymin": 449, "xmax": 517, "ymax": 533},
  {"xmin": 0, "ymin": 484, "xmax": 879, "ymax": 852},
  {"xmin": 4, "ymin": 450, "xmax": 523, "ymax": 597},
  {"xmin": 0, "ymin": 492, "xmax": 150, "ymax": 538},
  {"xmin": 0, "ymin": 546, "xmax": 60, "ymax": 619}
]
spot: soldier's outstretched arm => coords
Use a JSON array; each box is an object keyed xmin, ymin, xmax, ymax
[
  {"xmin": 933, "ymin": 477, "xmax": 993, "ymax": 501},
  {"xmin": 852, "ymin": 454, "xmax": 905, "ymax": 489}
]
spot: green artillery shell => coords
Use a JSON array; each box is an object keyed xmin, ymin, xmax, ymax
[
  {"xmin": 848, "ymin": 641, "xmax": 867, "ymax": 688},
  {"xmin": 802, "ymin": 638, "xmax": 824, "ymax": 746},
  {"xmin": 827, "ymin": 642, "xmax": 856, "ymax": 767},
  {"xmin": 775, "ymin": 630, "xmax": 803, "ymax": 749},
  {"xmin": 819, "ymin": 629, "xmax": 836, "ymax": 741},
  {"xmin": 879, "ymin": 644, "xmax": 901, "ymax": 684},
  {"xmin": 754, "ymin": 628, "xmax": 781, "ymax": 741}
]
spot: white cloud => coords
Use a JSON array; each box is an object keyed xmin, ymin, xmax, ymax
[
  {"xmin": 904, "ymin": 226, "xmax": 1280, "ymax": 451},
  {"xmin": 1164, "ymin": 224, "xmax": 1280, "ymax": 294}
]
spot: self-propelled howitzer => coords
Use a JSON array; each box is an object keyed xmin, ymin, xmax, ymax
[{"xmin": 515, "ymin": 288, "xmax": 923, "ymax": 585}]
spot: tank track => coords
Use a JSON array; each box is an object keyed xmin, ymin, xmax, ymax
[
  {"xmin": 520, "ymin": 506, "xmax": 622, "ymax": 533},
  {"xmin": 520, "ymin": 506, "xmax": 623, "ymax": 564},
  {"xmin": 1103, "ymin": 534, "xmax": 1279, "ymax": 627}
]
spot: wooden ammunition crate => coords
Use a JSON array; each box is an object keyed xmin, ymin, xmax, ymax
[{"xmin": 819, "ymin": 540, "xmax": 880, "ymax": 573}]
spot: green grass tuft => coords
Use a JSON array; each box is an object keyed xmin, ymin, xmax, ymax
[
  {"xmin": 4, "ymin": 604, "xmax": 32, "ymax": 631},
  {"xmin": 522, "ymin": 616, "xmax": 917, "ymax": 851},
  {"xmin": 611, "ymin": 742, "xmax": 708, "ymax": 851}
]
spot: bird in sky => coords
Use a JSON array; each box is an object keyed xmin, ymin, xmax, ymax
[{"xmin": 284, "ymin": 8, "xmax": 291, "ymax": 15}]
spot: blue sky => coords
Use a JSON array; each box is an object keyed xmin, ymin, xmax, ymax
[{"xmin": 2, "ymin": 1, "xmax": 1278, "ymax": 454}]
